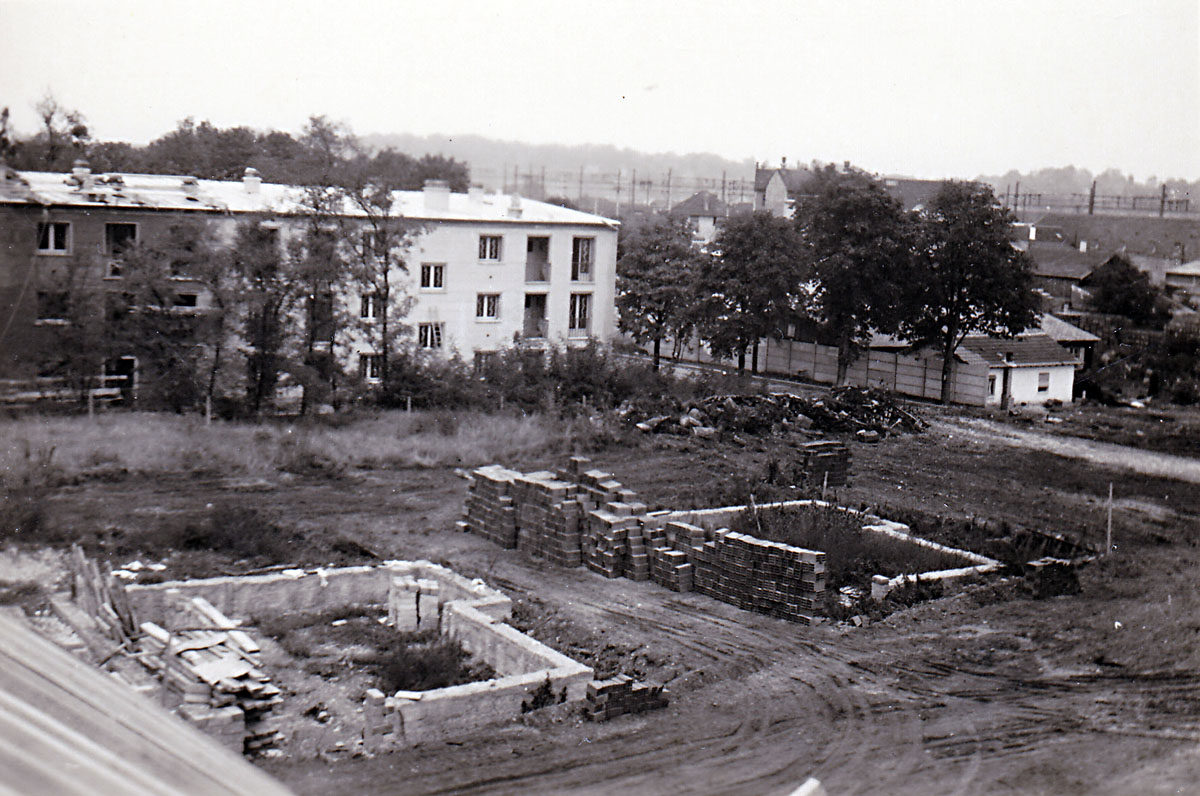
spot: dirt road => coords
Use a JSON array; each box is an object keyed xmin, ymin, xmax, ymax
[{"xmin": 941, "ymin": 417, "xmax": 1200, "ymax": 484}]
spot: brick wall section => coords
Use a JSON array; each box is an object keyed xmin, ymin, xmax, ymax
[{"xmin": 461, "ymin": 458, "xmax": 827, "ymax": 624}]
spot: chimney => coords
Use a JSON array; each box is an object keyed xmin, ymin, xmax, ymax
[
  {"xmin": 1078, "ymin": 240, "xmax": 1088, "ymax": 253},
  {"xmin": 71, "ymin": 159, "xmax": 93, "ymax": 191},
  {"xmin": 507, "ymin": 192, "xmax": 523, "ymax": 219},
  {"xmin": 181, "ymin": 175, "xmax": 199, "ymax": 196},
  {"xmin": 467, "ymin": 183, "xmax": 484, "ymax": 202},
  {"xmin": 781, "ymin": 156, "xmax": 787, "ymax": 169},
  {"xmin": 423, "ymin": 179, "xmax": 451, "ymax": 210},
  {"xmin": 243, "ymin": 167, "xmax": 261, "ymax": 195}
]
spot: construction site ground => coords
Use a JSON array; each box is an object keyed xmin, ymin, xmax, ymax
[{"xmin": 27, "ymin": 404, "xmax": 1200, "ymax": 795}]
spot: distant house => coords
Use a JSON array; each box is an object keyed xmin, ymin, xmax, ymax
[
  {"xmin": 668, "ymin": 191, "xmax": 727, "ymax": 246},
  {"xmin": 879, "ymin": 177, "xmax": 944, "ymax": 212},
  {"xmin": 753, "ymin": 164, "xmax": 816, "ymax": 217},
  {"xmin": 960, "ymin": 334, "xmax": 1078, "ymax": 406},
  {"xmin": 1024, "ymin": 213, "xmax": 1200, "ymax": 286},
  {"xmin": 1036, "ymin": 313, "xmax": 1100, "ymax": 369},
  {"xmin": 1023, "ymin": 242, "xmax": 1108, "ymax": 310},
  {"xmin": 1165, "ymin": 260, "xmax": 1200, "ymax": 303}
]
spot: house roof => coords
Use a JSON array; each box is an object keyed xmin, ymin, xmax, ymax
[
  {"xmin": 960, "ymin": 333, "xmax": 1078, "ymax": 367},
  {"xmin": 1025, "ymin": 242, "xmax": 1105, "ymax": 280},
  {"xmin": 0, "ymin": 612, "xmax": 292, "ymax": 795},
  {"xmin": 1037, "ymin": 313, "xmax": 1100, "ymax": 344},
  {"xmin": 754, "ymin": 167, "xmax": 817, "ymax": 193},
  {"xmin": 2, "ymin": 170, "xmax": 618, "ymax": 227},
  {"xmin": 1033, "ymin": 213, "xmax": 1200, "ymax": 259},
  {"xmin": 669, "ymin": 191, "xmax": 727, "ymax": 219},
  {"xmin": 1167, "ymin": 259, "xmax": 1200, "ymax": 277},
  {"xmin": 881, "ymin": 177, "xmax": 944, "ymax": 211}
]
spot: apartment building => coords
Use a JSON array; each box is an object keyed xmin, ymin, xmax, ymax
[{"xmin": 0, "ymin": 163, "xmax": 618, "ymax": 392}]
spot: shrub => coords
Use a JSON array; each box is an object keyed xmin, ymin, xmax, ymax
[{"xmin": 155, "ymin": 503, "xmax": 298, "ymax": 563}]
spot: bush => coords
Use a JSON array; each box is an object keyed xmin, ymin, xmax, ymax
[{"xmin": 155, "ymin": 503, "xmax": 299, "ymax": 563}]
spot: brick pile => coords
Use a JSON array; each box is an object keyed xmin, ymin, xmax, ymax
[
  {"xmin": 136, "ymin": 595, "xmax": 281, "ymax": 753},
  {"xmin": 459, "ymin": 464, "xmax": 520, "ymax": 547},
  {"xmin": 585, "ymin": 675, "xmax": 668, "ymax": 721},
  {"xmin": 798, "ymin": 440, "xmax": 851, "ymax": 488},
  {"xmin": 461, "ymin": 458, "xmax": 827, "ymax": 624},
  {"xmin": 691, "ymin": 531, "xmax": 825, "ymax": 625}
]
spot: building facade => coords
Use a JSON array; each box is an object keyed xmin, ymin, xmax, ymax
[{"xmin": 0, "ymin": 164, "xmax": 618, "ymax": 399}]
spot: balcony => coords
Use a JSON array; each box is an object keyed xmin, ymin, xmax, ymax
[
  {"xmin": 523, "ymin": 317, "xmax": 549, "ymax": 339},
  {"xmin": 526, "ymin": 236, "xmax": 550, "ymax": 283}
]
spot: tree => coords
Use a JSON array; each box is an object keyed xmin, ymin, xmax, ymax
[
  {"xmin": 902, "ymin": 181, "xmax": 1039, "ymax": 403},
  {"xmin": 697, "ymin": 212, "xmax": 807, "ymax": 372},
  {"xmin": 228, "ymin": 219, "xmax": 298, "ymax": 413},
  {"xmin": 334, "ymin": 166, "xmax": 423, "ymax": 391},
  {"xmin": 616, "ymin": 215, "xmax": 704, "ymax": 369},
  {"xmin": 795, "ymin": 165, "xmax": 915, "ymax": 384},
  {"xmin": 1086, "ymin": 254, "xmax": 1170, "ymax": 328}
]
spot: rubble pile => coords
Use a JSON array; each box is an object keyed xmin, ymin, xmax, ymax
[{"xmin": 624, "ymin": 387, "xmax": 925, "ymax": 439}]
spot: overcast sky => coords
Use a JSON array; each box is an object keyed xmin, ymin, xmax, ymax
[{"xmin": 2, "ymin": 0, "xmax": 1197, "ymax": 179}]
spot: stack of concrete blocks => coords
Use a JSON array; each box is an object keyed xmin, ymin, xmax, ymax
[
  {"xmin": 135, "ymin": 595, "xmax": 282, "ymax": 753},
  {"xmin": 799, "ymin": 440, "xmax": 851, "ymax": 488},
  {"xmin": 583, "ymin": 504, "xmax": 641, "ymax": 579},
  {"xmin": 387, "ymin": 574, "xmax": 441, "ymax": 633},
  {"xmin": 642, "ymin": 519, "xmax": 702, "ymax": 592},
  {"xmin": 510, "ymin": 471, "xmax": 585, "ymax": 567},
  {"xmin": 585, "ymin": 675, "xmax": 669, "ymax": 721},
  {"xmin": 458, "ymin": 464, "xmax": 521, "ymax": 547},
  {"xmin": 690, "ymin": 531, "xmax": 825, "ymax": 625}
]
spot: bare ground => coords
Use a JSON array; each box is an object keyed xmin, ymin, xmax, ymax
[{"xmin": 27, "ymin": 416, "xmax": 1200, "ymax": 795}]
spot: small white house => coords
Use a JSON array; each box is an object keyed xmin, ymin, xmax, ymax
[{"xmin": 960, "ymin": 334, "xmax": 1078, "ymax": 406}]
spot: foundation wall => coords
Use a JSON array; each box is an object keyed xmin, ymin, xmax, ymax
[{"xmin": 443, "ymin": 602, "xmax": 588, "ymax": 681}]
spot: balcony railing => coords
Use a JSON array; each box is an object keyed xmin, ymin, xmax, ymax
[
  {"xmin": 523, "ymin": 317, "xmax": 548, "ymax": 338},
  {"xmin": 525, "ymin": 261, "xmax": 549, "ymax": 282}
]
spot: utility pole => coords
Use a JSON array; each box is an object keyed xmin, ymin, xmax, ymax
[
  {"xmin": 665, "ymin": 168, "xmax": 672, "ymax": 211},
  {"xmin": 616, "ymin": 169, "xmax": 622, "ymax": 216},
  {"xmin": 721, "ymin": 170, "xmax": 727, "ymax": 205},
  {"xmin": 1014, "ymin": 181, "xmax": 1020, "ymax": 211},
  {"xmin": 631, "ymin": 169, "xmax": 637, "ymax": 212},
  {"xmin": 1088, "ymin": 180, "xmax": 1096, "ymax": 215},
  {"xmin": 1160, "ymin": 183, "xmax": 1167, "ymax": 217}
]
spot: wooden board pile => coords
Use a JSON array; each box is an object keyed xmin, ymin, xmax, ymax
[
  {"xmin": 67, "ymin": 544, "xmax": 137, "ymax": 642},
  {"xmin": 135, "ymin": 595, "xmax": 282, "ymax": 754},
  {"xmin": 798, "ymin": 440, "xmax": 851, "ymax": 488},
  {"xmin": 585, "ymin": 675, "xmax": 668, "ymax": 721}
]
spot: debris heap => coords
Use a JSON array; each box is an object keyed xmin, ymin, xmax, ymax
[{"xmin": 624, "ymin": 386, "xmax": 925, "ymax": 439}]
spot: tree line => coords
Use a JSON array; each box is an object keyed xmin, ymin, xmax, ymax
[
  {"xmin": 0, "ymin": 94, "xmax": 469, "ymax": 190},
  {"xmin": 617, "ymin": 165, "xmax": 1039, "ymax": 403}
]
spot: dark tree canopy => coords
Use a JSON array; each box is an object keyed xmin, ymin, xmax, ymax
[
  {"xmin": 902, "ymin": 180, "xmax": 1039, "ymax": 402},
  {"xmin": 616, "ymin": 215, "xmax": 704, "ymax": 369},
  {"xmin": 795, "ymin": 165, "xmax": 915, "ymax": 383},
  {"xmin": 1085, "ymin": 255, "xmax": 1170, "ymax": 328},
  {"xmin": 697, "ymin": 212, "xmax": 807, "ymax": 371}
]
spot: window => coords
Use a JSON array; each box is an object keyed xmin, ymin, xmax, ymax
[
  {"xmin": 476, "ymin": 293, "xmax": 500, "ymax": 319},
  {"xmin": 36, "ymin": 222, "xmax": 70, "ymax": 254},
  {"xmin": 360, "ymin": 294, "xmax": 384, "ymax": 320},
  {"xmin": 359, "ymin": 353, "xmax": 383, "ymax": 382},
  {"xmin": 173, "ymin": 293, "xmax": 198, "ymax": 309},
  {"xmin": 478, "ymin": 235, "xmax": 502, "ymax": 261},
  {"xmin": 988, "ymin": 374, "xmax": 997, "ymax": 396},
  {"xmin": 473, "ymin": 351, "xmax": 496, "ymax": 372},
  {"xmin": 1038, "ymin": 371, "xmax": 1050, "ymax": 393},
  {"xmin": 420, "ymin": 263, "xmax": 445, "ymax": 289},
  {"xmin": 418, "ymin": 322, "xmax": 444, "ymax": 349},
  {"xmin": 571, "ymin": 237, "xmax": 594, "ymax": 281},
  {"xmin": 362, "ymin": 228, "xmax": 388, "ymax": 259},
  {"xmin": 105, "ymin": 223, "xmax": 138, "ymax": 257},
  {"xmin": 35, "ymin": 291, "xmax": 69, "ymax": 322},
  {"xmin": 569, "ymin": 293, "xmax": 591, "ymax": 334}
]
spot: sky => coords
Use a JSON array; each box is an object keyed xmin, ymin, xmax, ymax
[{"xmin": 1, "ymin": 0, "xmax": 1197, "ymax": 180}]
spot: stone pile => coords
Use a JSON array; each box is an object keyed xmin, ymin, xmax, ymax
[
  {"xmin": 585, "ymin": 675, "xmax": 668, "ymax": 721},
  {"xmin": 136, "ymin": 595, "xmax": 281, "ymax": 753}
]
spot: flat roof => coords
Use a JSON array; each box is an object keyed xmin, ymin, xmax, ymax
[{"xmin": 1, "ymin": 170, "xmax": 619, "ymax": 227}]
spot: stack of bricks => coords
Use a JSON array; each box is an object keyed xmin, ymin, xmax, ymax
[
  {"xmin": 388, "ymin": 575, "xmax": 441, "ymax": 632},
  {"xmin": 799, "ymin": 440, "xmax": 851, "ymax": 488},
  {"xmin": 585, "ymin": 675, "xmax": 668, "ymax": 721},
  {"xmin": 136, "ymin": 595, "xmax": 283, "ymax": 753},
  {"xmin": 511, "ymin": 471, "xmax": 584, "ymax": 567},
  {"xmin": 690, "ymin": 530, "xmax": 826, "ymax": 625},
  {"xmin": 642, "ymin": 520, "xmax": 704, "ymax": 592},
  {"xmin": 459, "ymin": 464, "xmax": 520, "ymax": 547}
]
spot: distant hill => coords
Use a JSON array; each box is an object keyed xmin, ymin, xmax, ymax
[{"xmin": 360, "ymin": 132, "xmax": 756, "ymax": 202}]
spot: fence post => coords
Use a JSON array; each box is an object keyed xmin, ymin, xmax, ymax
[{"xmin": 205, "ymin": 394, "xmax": 212, "ymax": 425}]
